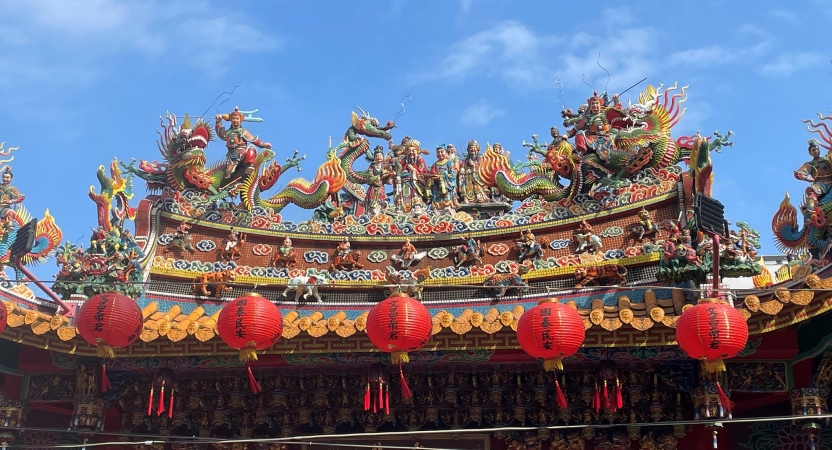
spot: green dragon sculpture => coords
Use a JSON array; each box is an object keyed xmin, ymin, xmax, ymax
[{"xmin": 123, "ymin": 113, "xmax": 348, "ymax": 214}]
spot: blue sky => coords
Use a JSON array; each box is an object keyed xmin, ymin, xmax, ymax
[{"xmin": 0, "ymin": 0, "xmax": 830, "ymax": 281}]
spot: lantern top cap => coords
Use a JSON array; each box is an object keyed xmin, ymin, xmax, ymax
[
  {"xmin": 239, "ymin": 292, "xmax": 263, "ymax": 298},
  {"xmin": 697, "ymin": 297, "xmax": 727, "ymax": 305},
  {"xmin": 537, "ymin": 298, "xmax": 560, "ymax": 305},
  {"xmin": 387, "ymin": 291, "xmax": 414, "ymax": 299}
]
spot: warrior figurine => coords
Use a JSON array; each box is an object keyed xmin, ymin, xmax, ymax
[
  {"xmin": 459, "ymin": 140, "xmax": 489, "ymax": 204},
  {"xmin": 561, "ymin": 91, "xmax": 609, "ymax": 155},
  {"xmin": 279, "ymin": 237, "xmax": 293, "ymax": 257},
  {"xmin": 225, "ymin": 227, "xmax": 240, "ymax": 253},
  {"xmin": 426, "ymin": 145, "xmax": 459, "ymax": 214},
  {"xmin": 395, "ymin": 141, "xmax": 427, "ymax": 214},
  {"xmin": 795, "ymin": 140, "xmax": 832, "ymax": 211},
  {"xmin": 215, "ymin": 107, "xmax": 272, "ymax": 179},
  {"xmin": 0, "ymin": 167, "xmax": 24, "ymax": 220},
  {"xmin": 336, "ymin": 236, "xmax": 351, "ymax": 257},
  {"xmin": 362, "ymin": 146, "xmax": 392, "ymax": 217}
]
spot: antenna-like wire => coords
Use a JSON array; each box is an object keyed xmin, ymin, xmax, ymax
[
  {"xmin": 597, "ymin": 52, "xmax": 611, "ymax": 93},
  {"xmin": 393, "ymin": 91, "xmax": 412, "ymax": 124},
  {"xmin": 555, "ymin": 76, "xmax": 565, "ymax": 111}
]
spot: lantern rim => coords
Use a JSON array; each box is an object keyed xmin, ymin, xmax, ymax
[
  {"xmin": 537, "ymin": 298, "xmax": 560, "ymax": 305},
  {"xmin": 238, "ymin": 292, "xmax": 263, "ymax": 298},
  {"xmin": 386, "ymin": 291, "xmax": 413, "ymax": 299}
]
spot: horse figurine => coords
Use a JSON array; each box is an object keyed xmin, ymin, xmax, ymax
[
  {"xmin": 450, "ymin": 236, "xmax": 484, "ymax": 267},
  {"xmin": 516, "ymin": 232, "xmax": 550, "ymax": 263},
  {"xmin": 282, "ymin": 275, "xmax": 327, "ymax": 302},
  {"xmin": 219, "ymin": 233, "xmax": 246, "ymax": 262},
  {"xmin": 575, "ymin": 232, "xmax": 603, "ymax": 253},
  {"xmin": 630, "ymin": 208, "xmax": 661, "ymax": 242},
  {"xmin": 330, "ymin": 251, "xmax": 364, "ymax": 271}
]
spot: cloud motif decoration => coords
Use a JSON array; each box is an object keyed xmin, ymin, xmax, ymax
[
  {"xmin": 157, "ymin": 234, "xmax": 173, "ymax": 246},
  {"xmin": 549, "ymin": 239, "xmax": 571, "ymax": 250},
  {"xmin": 428, "ymin": 247, "xmax": 449, "ymax": 260},
  {"xmin": 599, "ymin": 226, "xmax": 624, "ymax": 238},
  {"xmin": 252, "ymin": 243, "xmax": 272, "ymax": 256},
  {"xmin": 367, "ymin": 250, "xmax": 388, "ymax": 263},
  {"xmin": 604, "ymin": 249, "xmax": 626, "ymax": 260},
  {"xmin": 488, "ymin": 243, "xmax": 510, "ymax": 256},
  {"xmin": 196, "ymin": 240, "xmax": 216, "ymax": 252},
  {"xmin": 304, "ymin": 251, "xmax": 328, "ymax": 264}
]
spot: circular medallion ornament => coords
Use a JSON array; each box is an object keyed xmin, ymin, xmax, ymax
[{"xmin": 76, "ymin": 292, "xmax": 143, "ymax": 358}]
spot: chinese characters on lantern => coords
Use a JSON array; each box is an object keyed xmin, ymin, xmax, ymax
[
  {"xmin": 387, "ymin": 298, "xmax": 399, "ymax": 341},
  {"xmin": 540, "ymin": 307, "xmax": 554, "ymax": 351},
  {"xmin": 235, "ymin": 298, "xmax": 247, "ymax": 338},
  {"xmin": 707, "ymin": 306, "xmax": 720, "ymax": 350},
  {"xmin": 93, "ymin": 296, "xmax": 108, "ymax": 332}
]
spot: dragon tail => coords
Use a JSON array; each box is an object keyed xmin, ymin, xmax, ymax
[
  {"xmin": 254, "ymin": 157, "xmax": 347, "ymax": 213},
  {"xmin": 480, "ymin": 144, "xmax": 576, "ymax": 202},
  {"xmin": 771, "ymin": 193, "xmax": 808, "ymax": 254}
]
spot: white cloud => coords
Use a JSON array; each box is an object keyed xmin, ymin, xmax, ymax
[
  {"xmin": 760, "ymin": 52, "xmax": 826, "ymax": 77},
  {"xmin": 460, "ymin": 100, "xmax": 506, "ymax": 126},
  {"xmin": 768, "ymin": 9, "xmax": 801, "ymax": 25},
  {"xmin": 414, "ymin": 20, "xmax": 657, "ymax": 93},
  {"xmin": 602, "ymin": 7, "xmax": 633, "ymax": 25},
  {"xmin": 0, "ymin": 0, "xmax": 281, "ymax": 85},
  {"xmin": 667, "ymin": 46, "xmax": 732, "ymax": 66}
]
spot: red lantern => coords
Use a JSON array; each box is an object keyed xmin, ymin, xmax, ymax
[
  {"xmin": 517, "ymin": 298, "xmax": 585, "ymax": 371},
  {"xmin": 76, "ymin": 292, "xmax": 143, "ymax": 358},
  {"xmin": 365, "ymin": 292, "xmax": 432, "ymax": 405},
  {"xmin": 217, "ymin": 293, "xmax": 283, "ymax": 362},
  {"xmin": 676, "ymin": 298, "xmax": 748, "ymax": 373},
  {"xmin": 365, "ymin": 292, "xmax": 432, "ymax": 364}
]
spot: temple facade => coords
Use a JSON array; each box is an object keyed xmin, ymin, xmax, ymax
[{"xmin": 0, "ymin": 86, "xmax": 829, "ymax": 450}]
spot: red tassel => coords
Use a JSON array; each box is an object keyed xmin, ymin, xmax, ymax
[
  {"xmin": 385, "ymin": 382, "xmax": 390, "ymax": 415},
  {"xmin": 603, "ymin": 380, "xmax": 611, "ymax": 410},
  {"xmin": 158, "ymin": 380, "xmax": 166, "ymax": 416},
  {"xmin": 555, "ymin": 379, "xmax": 568, "ymax": 408},
  {"xmin": 247, "ymin": 366, "xmax": 261, "ymax": 394},
  {"xmin": 168, "ymin": 387, "xmax": 174, "ymax": 419},
  {"xmin": 100, "ymin": 365, "xmax": 112, "ymax": 393},
  {"xmin": 364, "ymin": 381, "xmax": 371, "ymax": 410},
  {"xmin": 615, "ymin": 378, "xmax": 623, "ymax": 410},
  {"xmin": 593, "ymin": 384, "xmax": 600, "ymax": 414},
  {"xmin": 147, "ymin": 385, "xmax": 154, "ymax": 416},
  {"xmin": 400, "ymin": 366, "xmax": 413, "ymax": 400},
  {"xmin": 377, "ymin": 377, "xmax": 383, "ymax": 409},
  {"xmin": 716, "ymin": 382, "xmax": 733, "ymax": 416}
]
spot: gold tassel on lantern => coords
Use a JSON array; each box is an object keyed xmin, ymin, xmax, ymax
[
  {"xmin": 95, "ymin": 341, "xmax": 115, "ymax": 358},
  {"xmin": 703, "ymin": 360, "xmax": 726, "ymax": 373},
  {"xmin": 543, "ymin": 358, "xmax": 564, "ymax": 372},
  {"xmin": 239, "ymin": 341, "xmax": 259, "ymax": 362},
  {"xmin": 391, "ymin": 351, "xmax": 409, "ymax": 364}
]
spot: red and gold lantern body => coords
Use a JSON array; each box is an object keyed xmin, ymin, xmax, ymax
[
  {"xmin": 217, "ymin": 293, "xmax": 283, "ymax": 362},
  {"xmin": 76, "ymin": 292, "xmax": 143, "ymax": 358},
  {"xmin": 675, "ymin": 298, "xmax": 748, "ymax": 373},
  {"xmin": 516, "ymin": 299, "xmax": 585, "ymax": 371},
  {"xmin": 365, "ymin": 293, "xmax": 432, "ymax": 364}
]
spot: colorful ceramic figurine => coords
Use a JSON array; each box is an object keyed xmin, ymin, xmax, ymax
[
  {"xmin": 394, "ymin": 141, "xmax": 428, "ymax": 214},
  {"xmin": 167, "ymin": 221, "xmax": 194, "ymax": 253},
  {"xmin": 215, "ymin": 107, "xmax": 272, "ymax": 179},
  {"xmin": 425, "ymin": 145, "xmax": 458, "ymax": 215},
  {"xmin": 270, "ymin": 236, "xmax": 298, "ymax": 269},
  {"xmin": 459, "ymin": 140, "xmax": 489, "ymax": 204},
  {"xmin": 516, "ymin": 230, "xmax": 549, "ymax": 263},
  {"xmin": 631, "ymin": 207, "xmax": 660, "ymax": 242},
  {"xmin": 451, "ymin": 233, "xmax": 484, "ymax": 267},
  {"xmin": 575, "ymin": 220, "xmax": 603, "ymax": 253},
  {"xmin": 390, "ymin": 238, "xmax": 426, "ymax": 269}
]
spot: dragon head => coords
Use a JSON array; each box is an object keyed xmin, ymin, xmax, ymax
[
  {"xmin": 349, "ymin": 107, "xmax": 394, "ymax": 141},
  {"xmin": 163, "ymin": 114, "xmax": 214, "ymax": 167}
]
